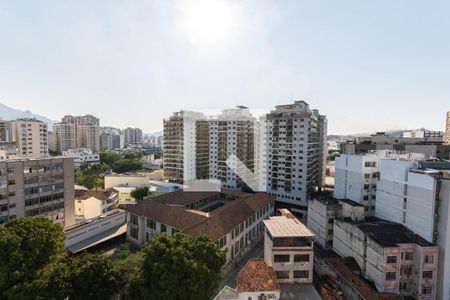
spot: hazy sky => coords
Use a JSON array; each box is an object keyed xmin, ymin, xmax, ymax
[{"xmin": 1, "ymin": 0, "xmax": 449, "ymax": 134}]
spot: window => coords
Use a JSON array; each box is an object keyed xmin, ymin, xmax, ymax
[
  {"xmin": 400, "ymin": 282, "xmax": 409, "ymax": 291},
  {"xmin": 364, "ymin": 173, "xmax": 370, "ymax": 179},
  {"xmin": 217, "ymin": 235, "xmax": 227, "ymax": 249},
  {"xmin": 293, "ymin": 270, "xmax": 309, "ymax": 279},
  {"xmin": 422, "ymin": 271, "xmax": 433, "ymax": 279},
  {"xmin": 402, "ymin": 252, "xmax": 414, "ymax": 260},
  {"xmin": 274, "ymin": 255, "xmax": 290, "ymax": 263},
  {"xmin": 146, "ymin": 219, "xmax": 156, "ymax": 230},
  {"xmin": 422, "ymin": 287, "xmax": 432, "ymax": 295},
  {"xmin": 160, "ymin": 224, "xmax": 167, "ymax": 233},
  {"xmin": 424, "ymin": 255, "xmax": 434, "ymax": 264},
  {"xmin": 275, "ymin": 271, "xmax": 289, "ymax": 279},
  {"xmin": 130, "ymin": 227, "xmax": 138, "ymax": 239},
  {"xmin": 129, "ymin": 214, "xmax": 138, "ymax": 225},
  {"xmin": 385, "ymin": 272, "xmax": 396, "ymax": 281},
  {"xmin": 387, "ymin": 256, "xmax": 397, "ymax": 264},
  {"xmin": 294, "ymin": 254, "xmax": 309, "ymax": 262},
  {"xmin": 400, "ymin": 265, "xmax": 412, "ymax": 276}
]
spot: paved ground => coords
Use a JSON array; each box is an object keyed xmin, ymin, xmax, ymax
[
  {"xmin": 217, "ymin": 239, "xmax": 264, "ymax": 290},
  {"xmin": 280, "ymin": 284, "xmax": 322, "ymax": 300}
]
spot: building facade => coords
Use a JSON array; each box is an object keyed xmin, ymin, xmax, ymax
[
  {"xmin": 125, "ymin": 189, "xmax": 274, "ymax": 270},
  {"xmin": 263, "ymin": 209, "xmax": 315, "ymax": 284},
  {"xmin": 333, "ymin": 218, "xmax": 438, "ymax": 299},
  {"xmin": 52, "ymin": 123, "xmax": 76, "ymax": 153},
  {"xmin": 53, "ymin": 115, "xmax": 100, "ymax": 153},
  {"xmin": 265, "ymin": 101, "xmax": 327, "ymax": 213},
  {"xmin": 445, "ymin": 112, "xmax": 450, "ymax": 145},
  {"xmin": 11, "ymin": 118, "xmax": 48, "ymax": 159},
  {"xmin": 0, "ymin": 157, "xmax": 75, "ymax": 227},
  {"xmin": 123, "ymin": 127, "xmax": 143, "ymax": 146}
]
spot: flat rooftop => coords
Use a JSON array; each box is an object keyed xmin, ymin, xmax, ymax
[{"xmin": 264, "ymin": 209, "xmax": 314, "ymax": 238}]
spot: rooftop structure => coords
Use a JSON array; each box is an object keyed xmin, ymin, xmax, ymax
[{"xmin": 264, "ymin": 209, "xmax": 314, "ymax": 238}]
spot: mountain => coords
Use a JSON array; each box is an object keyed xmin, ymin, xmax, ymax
[{"xmin": 0, "ymin": 103, "xmax": 56, "ymax": 127}]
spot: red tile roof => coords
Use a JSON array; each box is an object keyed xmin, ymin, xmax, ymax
[{"xmin": 237, "ymin": 259, "xmax": 280, "ymax": 293}]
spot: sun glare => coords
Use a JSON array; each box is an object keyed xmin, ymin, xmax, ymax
[{"xmin": 179, "ymin": 0, "xmax": 240, "ymax": 47}]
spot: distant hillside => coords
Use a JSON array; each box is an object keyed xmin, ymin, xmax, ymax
[{"xmin": 0, "ymin": 103, "xmax": 56, "ymax": 127}]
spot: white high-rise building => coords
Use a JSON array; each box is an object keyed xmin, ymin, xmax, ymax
[
  {"xmin": 265, "ymin": 101, "xmax": 327, "ymax": 213},
  {"xmin": 375, "ymin": 158, "xmax": 450, "ymax": 300},
  {"xmin": 11, "ymin": 118, "xmax": 48, "ymax": 159},
  {"xmin": 209, "ymin": 107, "xmax": 255, "ymax": 189}
]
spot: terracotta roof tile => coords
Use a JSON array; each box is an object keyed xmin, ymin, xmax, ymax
[{"xmin": 237, "ymin": 259, "xmax": 280, "ymax": 293}]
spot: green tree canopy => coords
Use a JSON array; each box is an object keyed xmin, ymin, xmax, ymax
[
  {"xmin": 100, "ymin": 151, "xmax": 122, "ymax": 167},
  {"xmin": 112, "ymin": 159, "xmax": 143, "ymax": 173},
  {"xmin": 138, "ymin": 233, "xmax": 225, "ymax": 300},
  {"xmin": 130, "ymin": 186, "xmax": 150, "ymax": 201},
  {"xmin": 0, "ymin": 218, "xmax": 66, "ymax": 299},
  {"xmin": 65, "ymin": 253, "xmax": 120, "ymax": 300}
]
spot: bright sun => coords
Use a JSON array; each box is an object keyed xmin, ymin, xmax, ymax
[{"xmin": 179, "ymin": 0, "xmax": 240, "ymax": 47}]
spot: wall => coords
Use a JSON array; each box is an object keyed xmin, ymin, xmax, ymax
[{"xmin": 104, "ymin": 175, "xmax": 148, "ymax": 189}]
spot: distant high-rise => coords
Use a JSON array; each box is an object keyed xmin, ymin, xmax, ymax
[
  {"xmin": 52, "ymin": 115, "xmax": 100, "ymax": 153},
  {"xmin": 123, "ymin": 127, "xmax": 143, "ymax": 146},
  {"xmin": 52, "ymin": 123, "xmax": 76, "ymax": 153},
  {"xmin": 265, "ymin": 101, "xmax": 327, "ymax": 213},
  {"xmin": 445, "ymin": 111, "xmax": 450, "ymax": 145},
  {"xmin": 99, "ymin": 127, "xmax": 122, "ymax": 150},
  {"xmin": 11, "ymin": 118, "xmax": 48, "ymax": 159}
]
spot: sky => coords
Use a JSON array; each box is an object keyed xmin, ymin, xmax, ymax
[{"xmin": 0, "ymin": 0, "xmax": 449, "ymax": 135}]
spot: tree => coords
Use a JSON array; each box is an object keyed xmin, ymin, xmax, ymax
[
  {"xmin": 76, "ymin": 175, "xmax": 96, "ymax": 190},
  {"xmin": 138, "ymin": 233, "xmax": 225, "ymax": 300},
  {"xmin": 112, "ymin": 159, "xmax": 143, "ymax": 173},
  {"xmin": 0, "ymin": 218, "xmax": 66, "ymax": 299},
  {"xmin": 65, "ymin": 253, "xmax": 120, "ymax": 300},
  {"xmin": 100, "ymin": 151, "xmax": 122, "ymax": 167},
  {"xmin": 131, "ymin": 186, "xmax": 149, "ymax": 201}
]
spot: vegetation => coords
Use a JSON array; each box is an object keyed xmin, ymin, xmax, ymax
[
  {"xmin": 0, "ymin": 218, "xmax": 225, "ymax": 300},
  {"xmin": 130, "ymin": 186, "xmax": 150, "ymax": 201},
  {"xmin": 112, "ymin": 159, "xmax": 143, "ymax": 173},
  {"xmin": 328, "ymin": 149, "xmax": 340, "ymax": 161},
  {"xmin": 136, "ymin": 233, "xmax": 226, "ymax": 300}
]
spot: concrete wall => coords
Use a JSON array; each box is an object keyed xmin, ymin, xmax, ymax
[
  {"xmin": 104, "ymin": 175, "xmax": 148, "ymax": 189},
  {"xmin": 436, "ymin": 180, "xmax": 450, "ymax": 300}
]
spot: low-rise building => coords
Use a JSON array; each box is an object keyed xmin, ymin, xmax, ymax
[
  {"xmin": 307, "ymin": 196, "xmax": 365, "ymax": 249},
  {"xmin": 104, "ymin": 173, "xmax": 148, "ymax": 189},
  {"xmin": 74, "ymin": 188, "xmax": 118, "ymax": 221},
  {"xmin": 125, "ymin": 189, "xmax": 274, "ymax": 270},
  {"xmin": 263, "ymin": 209, "xmax": 315, "ymax": 284},
  {"xmin": 333, "ymin": 217, "xmax": 438, "ymax": 299},
  {"xmin": 64, "ymin": 148, "xmax": 99, "ymax": 166}
]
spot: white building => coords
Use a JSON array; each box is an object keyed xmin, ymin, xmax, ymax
[
  {"xmin": 334, "ymin": 151, "xmax": 426, "ymax": 216},
  {"xmin": 265, "ymin": 101, "xmax": 327, "ymax": 213},
  {"xmin": 375, "ymin": 159, "xmax": 450, "ymax": 299},
  {"xmin": 74, "ymin": 188, "xmax": 119, "ymax": 221},
  {"xmin": 263, "ymin": 209, "xmax": 315, "ymax": 284},
  {"xmin": 64, "ymin": 148, "xmax": 99, "ymax": 166},
  {"xmin": 11, "ymin": 118, "xmax": 48, "ymax": 158},
  {"xmin": 446, "ymin": 111, "xmax": 450, "ymax": 145}
]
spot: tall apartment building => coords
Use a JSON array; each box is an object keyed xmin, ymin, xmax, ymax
[
  {"xmin": 265, "ymin": 101, "xmax": 327, "ymax": 213},
  {"xmin": 0, "ymin": 157, "xmax": 75, "ymax": 227},
  {"xmin": 11, "ymin": 118, "xmax": 48, "ymax": 159},
  {"xmin": 445, "ymin": 111, "xmax": 450, "ymax": 145},
  {"xmin": 163, "ymin": 111, "xmax": 209, "ymax": 183},
  {"xmin": 53, "ymin": 115, "xmax": 100, "ymax": 153},
  {"xmin": 0, "ymin": 120, "xmax": 12, "ymax": 142},
  {"xmin": 374, "ymin": 158, "xmax": 450, "ymax": 299},
  {"xmin": 209, "ymin": 107, "xmax": 255, "ymax": 189},
  {"xmin": 99, "ymin": 127, "xmax": 123, "ymax": 151},
  {"xmin": 123, "ymin": 127, "xmax": 143, "ymax": 146},
  {"xmin": 52, "ymin": 123, "xmax": 76, "ymax": 153}
]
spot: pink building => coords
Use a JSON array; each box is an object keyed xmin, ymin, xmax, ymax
[{"xmin": 334, "ymin": 218, "xmax": 438, "ymax": 299}]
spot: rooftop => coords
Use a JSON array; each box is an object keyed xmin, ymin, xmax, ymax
[
  {"xmin": 263, "ymin": 209, "xmax": 314, "ymax": 238},
  {"xmin": 237, "ymin": 259, "xmax": 280, "ymax": 293},
  {"xmin": 338, "ymin": 217, "xmax": 432, "ymax": 247},
  {"xmin": 126, "ymin": 190, "xmax": 273, "ymax": 240}
]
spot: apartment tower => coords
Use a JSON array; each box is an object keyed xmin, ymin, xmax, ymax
[
  {"xmin": 265, "ymin": 101, "xmax": 327, "ymax": 213},
  {"xmin": 11, "ymin": 118, "xmax": 48, "ymax": 159}
]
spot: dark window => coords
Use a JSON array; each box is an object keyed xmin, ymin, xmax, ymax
[
  {"xmin": 293, "ymin": 270, "xmax": 309, "ymax": 279},
  {"xmin": 160, "ymin": 224, "xmax": 167, "ymax": 233},
  {"xmin": 275, "ymin": 271, "xmax": 289, "ymax": 279},
  {"xmin": 385, "ymin": 272, "xmax": 396, "ymax": 281},
  {"xmin": 387, "ymin": 256, "xmax": 397, "ymax": 264},
  {"xmin": 274, "ymin": 254, "xmax": 290, "ymax": 263},
  {"xmin": 423, "ymin": 271, "xmax": 433, "ymax": 279},
  {"xmin": 294, "ymin": 254, "xmax": 309, "ymax": 262},
  {"xmin": 130, "ymin": 227, "xmax": 138, "ymax": 239},
  {"xmin": 146, "ymin": 218, "xmax": 156, "ymax": 230}
]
